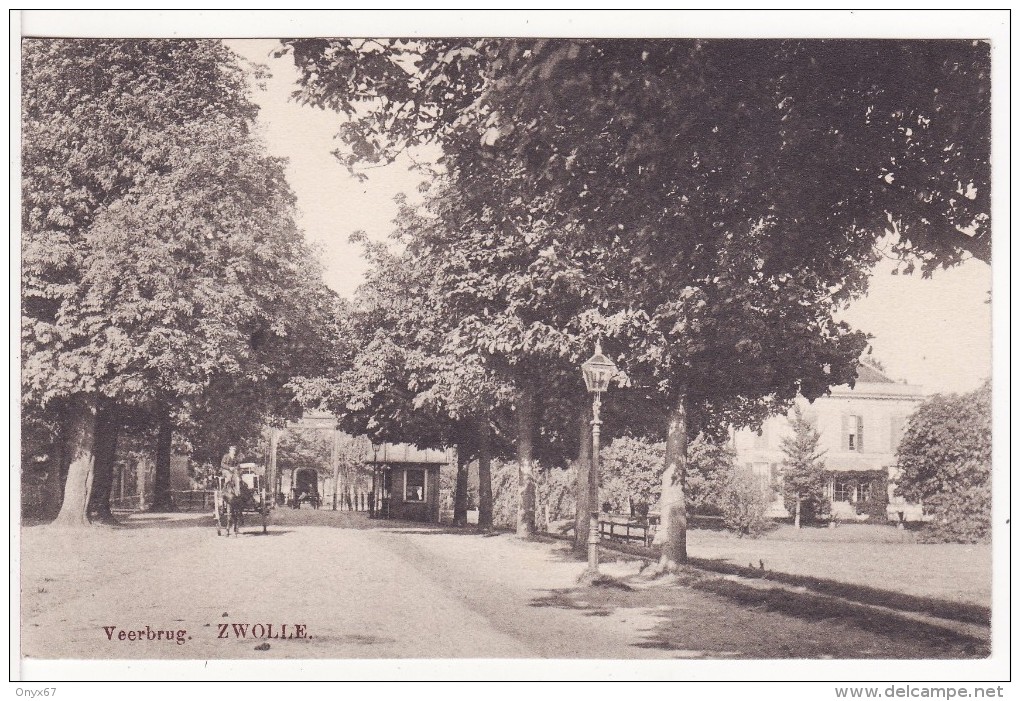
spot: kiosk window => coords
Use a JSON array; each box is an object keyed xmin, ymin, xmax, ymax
[{"xmin": 405, "ymin": 469, "xmax": 426, "ymax": 502}]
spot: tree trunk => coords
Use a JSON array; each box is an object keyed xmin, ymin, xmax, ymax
[
  {"xmin": 453, "ymin": 445, "xmax": 470, "ymax": 526},
  {"xmin": 794, "ymin": 494, "xmax": 802, "ymax": 529},
  {"xmin": 516, "ymin": 385, "xmax": 537, "ymax": 538},
  {"xmin": 88, "ymin": 401, "xmax": 120, "ymax": 524},
  {"xmin": 573, "ymin": 403, "xmax": 593, "ymax": 552},
  {"xmin": 58, "ymin": 418, "xmax": 71, "ymax": 486},
  {"xmin": 477, "ymin": 419, "xmax": 493, "ymax": 529},
  {"xmin": 655, "ymin": 398, "xmax": 690, "ymax": 569},
  {"xmin": 51, "ymin": 397, "xmax": 98, "ymax": 527},
  {"xmin": 149, "ymin": 411, "xmax": 176, "ymax": 512},
  {"xmin": 40, "ymin": 414, "xmax": 71, "ymax": 520}
]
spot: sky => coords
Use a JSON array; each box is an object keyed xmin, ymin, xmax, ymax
[{"xmin": 225, "ymin": 39, "xmax": 992, "ymax": 396}]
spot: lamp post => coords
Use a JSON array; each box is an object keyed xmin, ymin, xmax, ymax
[
  {"xmin": 371, "ymin": 442, "xmax": 382, "ymax": 518},
  {"xmin": 581, "ymin": 340, "xmax": 618, "ymax": 579}
]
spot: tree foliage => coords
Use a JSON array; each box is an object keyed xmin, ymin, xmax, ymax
[
  {"xmin": 22, "ymin": 39, "xmax": 259, "ymax": 371},
  {"xmin": 276, "ymin": 429, "xmax": 333, "ymax": 475},
  {"xmin": 895, "ymin": 380, "xmax": 991, "ymax": 543}
]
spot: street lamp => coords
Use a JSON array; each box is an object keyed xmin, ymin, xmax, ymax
[{"xmin": 581, "ymin": 340, "xmax": 618, "ymax": 579}]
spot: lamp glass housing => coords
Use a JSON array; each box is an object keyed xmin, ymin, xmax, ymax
[{"xmin": 581, "ymin": 345, "xmax": 618, "ymax": 394}]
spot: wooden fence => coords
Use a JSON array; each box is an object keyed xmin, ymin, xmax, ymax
[
  {"xmin": 110, "ymin": 490, "xmax": 215, "ymax": 512},
  {"xmin": 325, "ymin": 491, "xmax": 371, "ymax": 511}
]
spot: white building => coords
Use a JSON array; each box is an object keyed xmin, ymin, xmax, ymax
[{"xmin": 732, "ymin": 364, "xmax": 926, "ymax": 522}]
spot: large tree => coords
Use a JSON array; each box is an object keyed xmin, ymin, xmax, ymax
[
  {"xmin": 279, "ymin": 38, "xmax": 990, "ymax": 559},
  {"xmin": 293, "ymin": 206, "xmax": 518, "ymax": 528},
  {"xmin": 22, "ymin": 40, "xmax": 329, "ymax": 525},
  {"xmin": 22, "ymin": 39, "xmax": 256, "ymax": 524}
]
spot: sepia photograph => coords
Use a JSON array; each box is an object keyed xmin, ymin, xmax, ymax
[{"xmin": 11, "ymin": 9, "xmax": 1008, "ymax": 688}]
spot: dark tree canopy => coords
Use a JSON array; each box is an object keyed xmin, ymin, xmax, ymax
[
  {"xmin": 281, "ymin": 38, "xmax": 990, "ymax": 274},
  {"xmin": 23, "ymin": 39, "xmax": 331, "ymax": 422},
  {"xmin": 279, "ymin": 37, "xmax": 991, "ymax": 434},
  {"xmin": 22, "ymin": 39, "xmax": 259, "ymax": 332}
]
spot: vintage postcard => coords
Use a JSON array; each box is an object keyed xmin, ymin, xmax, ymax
[{"xmin": 11, "ymin": 10, "xmax": 1010, "ymax": 689}]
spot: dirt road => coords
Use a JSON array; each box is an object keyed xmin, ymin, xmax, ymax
[{"xmin": 19, "ymin": 510, "xmax": 986, "ymax": 660}]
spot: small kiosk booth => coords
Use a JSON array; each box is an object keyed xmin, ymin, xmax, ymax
[{"xmin": 368, "ymin": 443, "xmax": 451, "ymax": 523}]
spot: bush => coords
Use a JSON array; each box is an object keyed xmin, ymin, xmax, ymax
[
  {"xmin": 598, "ymin": 436, "xmax": 664, "ymax": 514},
  {"xmin": 538, "ymin": 465, "xmax": 575, "ymax": 523},
  {"xmin": 490, "ymin": 460, "xmax": 576, "ymax": 530},
  {"xmin": 896, "ymin": 380, "xmax": 991, "ymax": 544},
  {"xmin": 598, "ymin": 434, "xmax": 733, "ymax": 516},
  {"xmin": 918, "ymin": 483, "xmax": 992, "ymax": 544},
  {"xmin": 687, "ymin": 435, "xmax": 737, "ymax": 516},
  {"xmin": 719, "ymin": 465, "xmax": 772, "ymax": 537}
]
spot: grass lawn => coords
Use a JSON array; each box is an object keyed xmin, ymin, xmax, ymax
[{"xmin": 685, "ymin": 524, "xmax": 991, "ymax": 608}]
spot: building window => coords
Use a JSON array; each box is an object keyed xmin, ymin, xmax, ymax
[
  {"xmin": 753, "ymin": 425, "xmax": 769, "ymax": 449},
  {"xmin": 858, "ymin": 482, "xmax": 871, "ymax": 502},
  {"xmin": 833, "ymin": 481, "xmax": 853, "ymax": 502},
  {"xmin": 404, "ymin": 469, "xmax": 426, "ymax": 502},
  {"xmin": 843, "ymin": 415, "xmax": 864, "ymax": 452}
]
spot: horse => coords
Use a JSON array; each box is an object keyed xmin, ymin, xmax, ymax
[{"xmin": 220, "ymin": 472, "xmax": 250, "ymax": 536}]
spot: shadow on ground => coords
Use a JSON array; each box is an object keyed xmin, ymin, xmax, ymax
[
  {"xmin": 529, "ymin": 570, "xmax": 990, "ymax": 659},
  {"xmin": 579, "ymin": 536, "xmax": 989, "ymax": 627},
  {"xmin": 683, "ymin": 555, "xmax": 991, "ymax": 627}
]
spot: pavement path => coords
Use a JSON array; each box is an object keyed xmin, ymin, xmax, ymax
[{"xmin": 18, "ymin": 510, "xmax": 987, "ymax": 660}]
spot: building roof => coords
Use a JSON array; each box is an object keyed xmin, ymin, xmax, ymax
[
  {"xmin": 366, "ymin": 443, "xmax": 451, "ymax": 465},
  {"xmin": 855, "ymin": 363, "xmax": 895, "ymax": 384}
]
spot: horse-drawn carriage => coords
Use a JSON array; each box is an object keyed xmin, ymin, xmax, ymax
[{"xmin": 213, "ymin": 462, "xmax": 269, "ymax": 536}]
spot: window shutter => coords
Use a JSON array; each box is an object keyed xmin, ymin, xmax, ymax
[
  {"xmin": 890, "ymin": 416, "xmax": 904, "ymax": 451},
  {"xmin": 841, "ymin": 415, "xmax": 849, "ymax": 449},
  {"xmin": 856, "ymin": 416, "xmax": 864, "ymax": 452}
]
